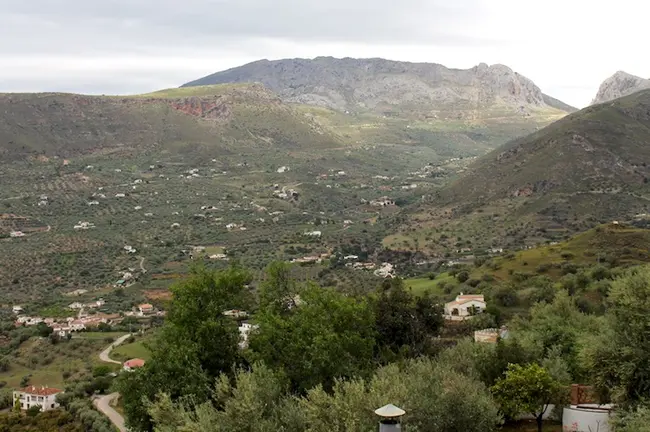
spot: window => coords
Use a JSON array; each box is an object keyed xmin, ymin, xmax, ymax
[{"xmin": 51, "ymin": 403, "xmax": 55, "ymax": 408}]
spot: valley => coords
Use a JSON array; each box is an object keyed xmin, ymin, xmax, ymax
[{"xmin": 3, "ymin": 55, "xmax": 650, "ymax": 432}]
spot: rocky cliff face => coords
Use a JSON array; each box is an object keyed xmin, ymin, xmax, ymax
[
  {"xmin": 591, "ymin": 71, "xmax": 650, "ymax": 105},
  {"xmin": 183, "ymin": 57, "xmax": 569, "ymax": 115}
]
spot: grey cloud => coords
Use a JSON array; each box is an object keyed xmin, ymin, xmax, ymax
[{"xmin": 2, "ymin": 0, "xmax": 498, "ymax": 56}]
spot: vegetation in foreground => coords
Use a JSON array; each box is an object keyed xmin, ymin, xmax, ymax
[{"xmin": 109, "ymin": 261, "xmax": 650, "ymax": 432}]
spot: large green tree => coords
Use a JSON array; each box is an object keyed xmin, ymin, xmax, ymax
[
  {"xmin": 249, "ymin": 283, "xmax": 376, "ymax": 392},
  {"xmin": 492, "ymin": 363, "xmax": 562, "ymax": 432},
  {"xmin": 373, "ymin": 279, "xmax": 443, "ymax": 360},
  {"xmin": 584, "ymin": 266, "xmax": 650, "ymax": 405},
  {"xmin": 118, "ymin": 265, "xmax": 253, "ymax": 431}
]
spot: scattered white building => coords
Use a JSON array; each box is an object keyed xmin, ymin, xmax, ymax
[
  {"xmin": 209, "ymin": 254, "xmax": 229, "ymax": 260},
  {"xmin": 124, "ymin": 245, "xmax": 137, "ymax": 254},
  {"xmin": 474, "ymin": 327, "xmax": 509, "ymax": 343},
  {"xmin": 374, "ymin": 263, "xmax": 395, "ymax": 278},
  {"xmin": 238, "ymin": 322, "xmax": 259, "ymax": 349},
  {"xmin": 277, "ymin": 166, "xmax": 289, "ymax": 173},
  {"xmin": 74, "ymin": 221, "xmax": 95, "ymax": 230},
  {"xmin": 13, "ymin": 386, "xmax": 63, "ymax": 411},
  {"xmin": 444, "ymin": 294, "xmax": 486, "ymax": 320},
  {"xmin": 370, "ymin": 197, "xmax": 395, "ymax": 207},
  {"xmin": 12, "ymin": 305, "xmax": 23, "ymax": 314},
  {"xmin": 304, "ymin": 230, "xmax": 322, "ymax": 237},
  {"xmin": 87, "ymin": 201, "xmax": 99, "ymax": 206},
  {"xmin": 115, "ymin": 193, "xmax": 126, "ymax": 198},
  {"xmin": 10, "ymin": 231, "xmax": 25, "ymax": 238},
  {"xmin": 68, "ymin": 302, "xmax": 84, "ymax": 310}
]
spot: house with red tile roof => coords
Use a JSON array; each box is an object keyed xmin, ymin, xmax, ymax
[
  {"xmin": 138, "ymin": 303, "xmax": 154, "ymax": 316},
  {"xmin": 13, "ymin": 386, "xmax": 63, "ymax": 411},
  {"xmin": 444, "ymin": 293, "xmax": 486, "ymax": 320},
  {"xmin": 123, "ymin": 358, "xmax": 146, "ymax": 371}
]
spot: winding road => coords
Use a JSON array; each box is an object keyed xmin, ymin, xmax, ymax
[
  {"xmin": 93, "ymin": 393, "xmax": 127, "ymax": 432},
  {"xmin": 95, "ymin": 334, "xmax": 132, "ymax": 431},
  {"xmin": 98, "ymin": 333, "xmax": 132, "ymax": 364}
]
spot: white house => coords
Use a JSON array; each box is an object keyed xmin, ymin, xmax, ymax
[
  {"xmin": 238, "ymin": 322, "xmax": 260, "ymax": 349},
  {"xmin": 444, "ymin": 293, "xmax": 486, "ymax": 319},
  {"xmin": 13, "ymin": 386, "xmax": 63, "ymax": 411},
  {"xmin": 12, "ymin": 305, "xmax": 23, "ymax": 314}
]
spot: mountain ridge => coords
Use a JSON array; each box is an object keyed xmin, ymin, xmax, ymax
[{"xmin": 183, "ymin": 57, "xmax": 575, "ymax": 116}]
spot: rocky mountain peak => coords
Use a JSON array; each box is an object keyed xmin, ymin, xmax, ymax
[
  {"xmin": 182, "ymin": 57, "xmax": 569, "ymax": 115},
  {"xmin": 591, "ymin": 71, "xmax": 650, "ymax": 105}
]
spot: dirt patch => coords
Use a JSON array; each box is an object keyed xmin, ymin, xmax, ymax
[{"xmin": 143, "ymin": 290, "xmax": 172, "ymax": 300}]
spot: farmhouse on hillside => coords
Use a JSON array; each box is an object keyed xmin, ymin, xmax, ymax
[
  {"xmin": 444, "ymin": 293, "xmax": 486, "ymax": 320},
  {"xmin": 13, "ymin": 386, "xmax": 63, "ymax": 411},
  {"xmin": 123, "ymin": 358, "xmax": 146, "ymax": 371}
]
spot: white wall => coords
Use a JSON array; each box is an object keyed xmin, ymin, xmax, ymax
[{"xmin": 563, "ymin": 406, "xmax": 610, "ymax": 432}]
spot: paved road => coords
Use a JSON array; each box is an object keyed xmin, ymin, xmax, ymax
[
  {"xmin": 138, "ymin": 256, "xmax": 147, "ymax": 274},
  {"xmin": 99, "ymin": 333, "xmax": 132, "ymax": 364},
  {"xmin": 94, "ymin": 393, "xmax": 127, "ymax": 432}
]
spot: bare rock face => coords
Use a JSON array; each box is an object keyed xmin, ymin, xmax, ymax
[
  {"xmin": 182, "ymin": 57, "xmax": 561, "ymax": 115},
  {"xmin": 591, "ymin": 71, "xmax": 650, "ymax": 105}
]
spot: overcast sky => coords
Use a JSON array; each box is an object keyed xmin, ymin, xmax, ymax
[{"xmin": 1, "ymin": 0, "xmax": 647, "ymax": 107}]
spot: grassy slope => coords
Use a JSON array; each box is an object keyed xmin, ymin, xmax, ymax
[
  {"xmin": 472, "ymin": 223, "xmax": 650, "ymax": 283},
  {"xmin": 0, "ymin": 83, "xmax": 342, "ymax": 162},
  {"xmin": 389, "ymin": 89, "xmax": 650, "ymax": 252},
  {"xmin": 0, "ymin": 337, "xmax": 113, "ymax": 389}
]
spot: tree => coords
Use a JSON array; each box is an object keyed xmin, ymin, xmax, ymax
[
  {"xmin": 148, "ymin": 358, "xmax": 502, "ymax": 432},
  {"xmin": 118, "ymin": 265, "xmax": 252, "ymax": 431},
  {"xmin": 492, "ymin": 363, "xmax": 562, "ymax": 432},
  {"xmin": 26, "ymin": 404, "xmax": 42, "ymax": 417},
  {"xmin": 259, "ymin": 262, "xmax": 299, "ymax": 314},
  {"xmin": 36, "ymin": 322, "xmax": 53, "ymax": 338},
  {"xmin": 249, "ymin": 284, "xmax": 376, "ymax": 392},
  {"xmin": 373, "ymin": 280, "xmax": 443, "ymax": 359},
  {"xmin": 585, "ymin": 266, "xmax": 650, "ymax": 405},
  {"xmin": 0, "ymin": 356, "xmax": 9, "ymax": 372}
]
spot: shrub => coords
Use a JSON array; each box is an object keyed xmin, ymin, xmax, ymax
[{"xmin": 456, "ymin": 271, "xmax": 470, "ymax": 283}]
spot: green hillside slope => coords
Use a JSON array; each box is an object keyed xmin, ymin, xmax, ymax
[
  {"xmin": 387, "ymin": 89, "xmax": 650, "ymax": 253},
  {"xmin": 0, "ymin": 83, "xmax": 342, "ymax": 161}
]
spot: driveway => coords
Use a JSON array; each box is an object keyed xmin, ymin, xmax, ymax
[
  {"xmin": 94, "ymin": 393, "xmax": 127, "ymax": 432},
  {"xmin": 99, "ymin": 333, "xmax": 132, "ymax": 364}
]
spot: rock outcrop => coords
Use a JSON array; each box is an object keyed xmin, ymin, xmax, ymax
[{"xmin": 591, "ymin": 71, "xmax": 650, "ymax": 105}]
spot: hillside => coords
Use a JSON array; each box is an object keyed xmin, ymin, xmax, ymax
[
  {"xmin": 386, "ymin": 89, "xmax": 650, "ymax": 253},
  {"xmin": 182, "ymin": 57, "xmax": 573, "ymax": 118},
  {"xmin": 591, "ymin": 71, "xmax": 650, "ymax": 105},
  {"xmin": 0, "ymin": 83, "xmax": 342, "ymax": 161}
]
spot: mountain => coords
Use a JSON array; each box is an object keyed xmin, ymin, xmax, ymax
[
  {"xmin": 183, "ymin": 57, "xmax": 574, "ymax": 117},
  {"xmin": 0, "ymin": 83, "xmax": 341, "ymax": 161},
  {"xmin": 591, "ymin": 71, "xmax": 650, "ymax": 105},
  {"xmin": 386, "ymin": 89, "xmax": 650, "ymax": 252}
]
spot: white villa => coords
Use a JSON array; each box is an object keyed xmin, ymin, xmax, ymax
[
  {"xmin": 444, "ymin": 293, "xmax": 486, "ymax": 320},
  {"xmin": 13, "ymin": 386, "xmax": 63, "ymax": 411}
]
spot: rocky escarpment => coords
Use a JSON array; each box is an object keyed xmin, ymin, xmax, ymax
[
  {"xmin": 591, "ymin": 71, "xmax": 650, "ymax": 105},
  {"xmin": 182, "ymin": 57, "xmax": 572, "ymax": 115}
]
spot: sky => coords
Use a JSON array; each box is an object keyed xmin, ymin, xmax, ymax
[{"xmin": 1, "ymin": 0, "xmax": 647, "ymax": 108}]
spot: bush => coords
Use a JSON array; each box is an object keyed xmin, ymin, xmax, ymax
[
  {"xmin": 456, "ymin": 271, "xmax": 470, "ymax": 283},
  {"xmin": 494, "ymin": 285, "xmax": 519, "ymax": 307}
]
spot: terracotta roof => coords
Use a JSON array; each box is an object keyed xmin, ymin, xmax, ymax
[
  {"xmin": 458, "ymin": 294, "xmax": 485, "ymax": 300},
  {"xmin": 124, "ymin": 358, "xmax": 146, "ymax": 368},
  {"xmin": 18, "ymin": 386, "xmax": 62, "ymax": 396},
  {"xmin": 139, "ymin": 303, "xmax": 153, "ymax": 309}
]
